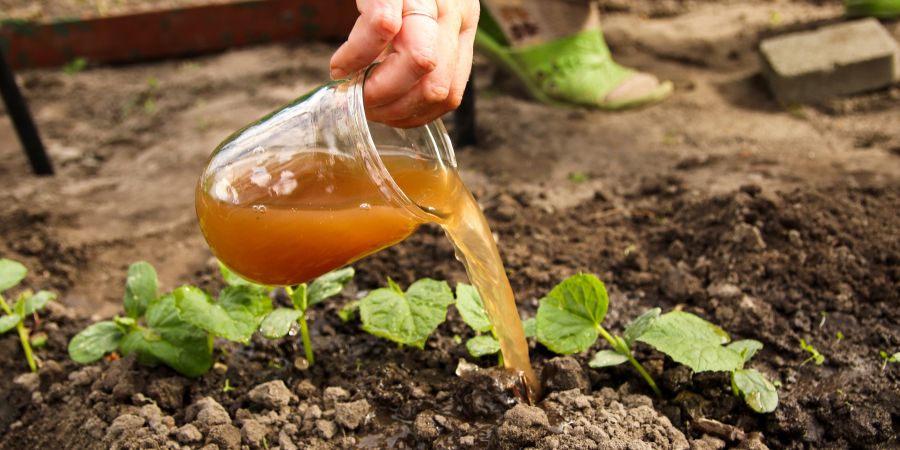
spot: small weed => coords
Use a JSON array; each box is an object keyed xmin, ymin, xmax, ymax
[
  {"xmin": 222, "ymin": 378, "xmax": 236, "ymax": 393},
  {"xmin": 799, "ymin": 339, "xmax": 825, "ymax": 366},
  {"xmin": 0, "ymin": 259, "xmax": 56, "ymax": 372},
  {"xmin": 879, "ymin": 350, "xmax": 899, "ymax": 371},
  {"xmin": 62, "ymin": 57, "xmax": 87, "ymax": 75}
]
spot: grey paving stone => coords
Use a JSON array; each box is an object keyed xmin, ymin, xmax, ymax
[{"xmin": 760, "ymin": 18, "xmax": 900, "ymax": 103}]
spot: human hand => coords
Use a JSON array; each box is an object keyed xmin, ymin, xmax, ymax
[{"xmin": 330, "ymin": 0, "xmax": 480, "ymax": 128}]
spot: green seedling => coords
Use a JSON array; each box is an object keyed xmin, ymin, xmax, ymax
[
  {"xmin": 799, "ymin": 338, "xmax": 825, "ymax": 365},
  {"xmin": 836, "ymin": 331, "xmax": 844, "ymax": 341},
  {"xmin": 568, "ymin": 171, "xmax": 589, "ymax": 183},
  {"xmin": 534, "ymin": 274, "xmax": 661, "ymax": 397},
  {"xmin": 0, "ymin": 259, "xmax": 57, "ymax": 372},
  {"xmin": 258, "ymin": 266, "xmax": 354, "ymax": 366},
  {"xmin": 69, "ymin": 262, "xmax": 213, "ymax": 377},
  {"xmin": 879, "ymin": 350, "xmax": 899, "ymax": 371},
  {"xmin": 535, "ymin": 273, "xmax": 778, "ymax": 413},
  {"xmin": 62, "ymin": 57, "xmax": 87, "ymax": 75},
  {"xmin": 223, "ymin": 378, "xmax": 236, "ymax": 393},
  {"xmin": 359, "ymin": 278, "xmax": 454, "ymax": 349},
  {"xmin": 456, "ymin": 283, "xmax": 535, "ymax": 364}
]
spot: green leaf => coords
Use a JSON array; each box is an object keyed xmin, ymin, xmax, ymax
[
  {"xmin": 30, "ymin": 332, "xmax": 48, "ymax": 348},
  {"xmin": 535, "ymin": 274, "xmax": 609, "ymax": 355},
  {"xmin": 589, "ymin": 349, "xmax": 629, "ymax": 368},
  {"xmin": 359, "ymin": 278, "xmax": 453, "ymax": 348},
  {"xmin": 636, "ymin": 311, "xmax": 744, "ymax": 372},
  {"xmin": 119, "ymin": 327, "xmax": 212, "ymax": 377},
  {"xmin": 799, "ymin": 338, "xmax": 825, "ymax": 365},
  {"xmin": 174, "ymin": 285, "xmax": 272, "ymax": 343},
  {"xmin": 308, "ymin": 267, "xmax": 354, "ymax": 306},
  {"xmin": 0, "ymin": 314, "xmax": 21, "ymax": 333},
  {"xmin": 14, "ymin": 293, "xmax": 26, "ymax": 316},
  {"xmin": 289, "ymin": 284, "xmax": 308, "ymax": 310},
  {"xmin": 455, "ymin": 283, "xmax": 492, "ymax": 333},
  {"xmin": 733, "ymin": 368, "xmax": 778, "ymax": 413},
  {"xmin": 466, "ymin": 335, "xmax": 501, "ymax": 357},
  {"xmin": 623, "ymin": 307, "xmax": 661, "ymax": 347},
  {"xmin": 0, "ymin": 259, "xmax": 27, "ymax": 292},
  {"xmin": 728, "ymin": 339, "xmax": 764, "ymax": 366},
  {"xmin": 123, "ymin": 262, "xmax": 158, "ymax": 318},
  {"xmin": 522, "ymin": 317, "xmax": 536, "ymax": 338},
  {"xmin": 68, "ymin": 321, "xmax": 124, "ymax": 363},
  {"xmin": 260, "ymin": 308, "xmax": 303, "ymax": 339},
  {"xmin": 24, "ymin": 290, "xmax": 56, "ymax": 315},
  {"xmin": 338, "ymin": 300, "xmax": 360, "ymax": 322},
  {"xmin": 146, "ymin": 294, "xmax": 207, "ymax": 344}
]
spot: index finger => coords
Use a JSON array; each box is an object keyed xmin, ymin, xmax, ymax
[{"xmin": 330, "ymin": 0, "xmax": 403, "ymax": 79}]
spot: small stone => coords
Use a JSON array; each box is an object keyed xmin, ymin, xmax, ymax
[
  {"xmin": 106, "ymin": 414, "xmax": 146, "ymax": 439},
  {"xmin": 14, "ymin": 372, "xmax": 40, "ymax": 392},
  {"xmin": 734, "ymin": 432, "xmax": 770, "ymax": 450},
  {"xmin": 787, "ymin": 230, "xmax": 803, "ymax": 247},
  {"xmin": 279, "ymin": 430, "xmax": 298, "ymax": 450},
  {"xmin": 691, "ymin": 435, "xmax": 726, "ymax": 450},
  {"xmin": 459, "ymin": 435, "xmax": 475, "ymax": 446},
  {"xmin": 541, "ymin": 356, "xmax": 589, "ymax": 394},
  {"xmin": 495, "ymin": 404, "xmax": 550, "ymax": 448},
  {"xmin": 760, "ymin": 18, "xmax": 900, "ymax": 103},
  {"xmin": 316, "ymin": 420, "xmax": 337, "ymax": 439},
  {"xmin": 148, "ymin": 377, "xmax": 187, "ymax": 410},
  {"xmin": 335, "ymin": 399, "xmax": 371, "ymax": 430},
  {"xmin": 213, "ymin": 362, "xmax": 228, "ymax": 374},
  {"xmin": 304, "ymin": 404, "xmax": 322, "ymax": 421},
  {"xmin": 241, "ymin": 419, "xmax": 267, "ymax": 447},
  {"xmin": 323, "ymin": 386, "xmax": 350, "ymax": 405},
  {"xmin": 293, "ymin": 357, "xmax": 310, "ymax": 371},
  {"xmin": 188, "ymin": 397, "xmax": 231, "ymax": 430},
  {"xmin": 68, "ymin": 366, "xmax": 102, "ymax": 387},
  {"xmin": 706, "ymin": 283, "xmax": 742, "ymax": 300},
  {"xmin": 732, "ymin": 224, "xmax": 767, "ymax": 251},
  {"xmin": 174, "ymin": 424, "xmax": 203, "ymax": 444},
  {"xmin": 414, "ymin": 411, "xmax": 440, "ymax": 440},
  {"xmin": 248, "ymin": 380, "xmax": 295, "ymax": 409},
  {"xmin": 294, "ymin": 379, "xmax": 316, "ymax": 399},
  {"xmin": 207, "ymin": 424, "xmax": 241, "ymax": 450}
]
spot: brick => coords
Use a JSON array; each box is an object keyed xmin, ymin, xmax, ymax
[{"xmin": 760, "ymin": 18, "xmax": 900, "ymax": 103}]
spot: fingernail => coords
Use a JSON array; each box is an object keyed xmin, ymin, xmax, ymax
[{"xmin": 331, "ymin": 68, "xmax": 347, "ymax": 80}]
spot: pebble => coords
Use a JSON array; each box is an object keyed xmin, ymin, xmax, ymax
[
  {"xmin": 174, "ymin": 424, "xmax": 203, "ymax": 444},
  {"xmin": 316, "ymin": 420, "xmax": 337, "ymax": 439},
  {"xmin": 248, "ymin": 380, "xmax": 295, "ymax": 409},
  {"xmin": 335, "ymin": 399, "xmax": 372, "ymax": 430}
]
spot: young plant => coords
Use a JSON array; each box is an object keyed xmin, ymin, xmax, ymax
[
  {"xmin": 257, "ymin": 266, "xmax": 354, "ymax": 365},
  {"xmin": 358, "ymin": 278, "xmax": 454, "ymax": 348},
  {"xmin": 799, "ymin": 338, "xmax": 825, "ymax": 365},
  {"xmin": 455, "ymin": 283, "xmax": 535, "ymax": 363},
  {"xmin": 535, "ymin": 273, "xmax": 778, "ymax": 413},
  {"xmin": 173, "ymin": 262, "xmax": 273, "ymax": 345},
  {"xmin": 69, "ymin": 262, "xmax": 213, "ymax": 377},
  {"xmin": 534, "ymin": 274, "xmax": 662, "ymax": 397},
  {"xmin": 0, "ymin": 259, "xmax": 57, "ymax": 372},
  {"xmin": 880, "ymin": 350, "xmax": 899, "ymax": 371}
]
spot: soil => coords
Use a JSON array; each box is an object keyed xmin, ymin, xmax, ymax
[{"xmin": 1, "ymin": 1, "xmax": 899, "ymax": 449}]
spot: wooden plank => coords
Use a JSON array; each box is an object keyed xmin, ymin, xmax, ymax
[{"xmin": 0, "ymin": 0, "xmax": 358, "ymax": 69}]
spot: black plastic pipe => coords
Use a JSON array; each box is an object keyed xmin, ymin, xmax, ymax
[{"xmin": 0, "ymin": 50, "xmax": 53, "ymax": 175}]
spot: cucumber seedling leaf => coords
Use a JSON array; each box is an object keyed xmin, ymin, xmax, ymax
[
  {"xmin": 636, "ymin": 311, "xmax": 743, "ymax": 372},
  {"xmin": 0, "ymin": 259, "xmax": 27, "ymax": 292},
  {"xmin": 733, "ymin": 368, "xmax": 778, "ymax": 413},
  {"xmin": 23, "ymin": 290, "xmax": 56, "ymax": 315},
  {"xmin": 68, "ymin": 321, "xmax": 124, "ymax": 363},
  {"xmin": 260, "ymin": 308, "xmax": 304, "ymax": 339},
  {"xmin": 360, "ymin": 278, "xmax": 453, "ymax": 349},
  {"xmin": 536, "ymin": 274, "xmax": 609, "ymax": 355},
  {"xmin": 522, "ymin": 317, "xmax": 536, "ymax": 338},
  {"xmin": 623, "ymin": 307, "xmax": 661, "ymax": 347},
  {"xmin": 119, "ymin": 326, "xmax": 212, "ymax": 378},
  {"xmin": 308, "ymin": 267, "xmax": 354, "ymax": 306},
  {"xmin": 728, "ymin": 339, "xmax": 764, "ymax": 366},
  {"xmin": 217, "ymin": 261, "xmax": 270, "ymax": 292},
  {"xmin": 124, "ymin": 262, "xmax": 158, "ymax": 318},
  {"xmin": 589, "ymin": 349, "xmax": 629, "ymax": 368},
  {"xmin": 455, "ymin": 283, "xmax": 492, "ymax": 333},
  {"xmin": 466, "ymin": 335, "xmax": 501, "ymax": 357},
  {"xmin": 0, "ymin": 314, "xmax": 21, "ymax": 334},
  {"xmin": 174, "ymin": 285, "xmax": 272, "ymax": 343}
]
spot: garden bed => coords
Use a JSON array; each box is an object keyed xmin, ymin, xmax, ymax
[{"xmin": 0, "ymin": 1, "xmax": 898, "ymax": 448}]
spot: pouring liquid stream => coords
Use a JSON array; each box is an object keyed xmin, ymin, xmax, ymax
[{"xmin": 197, "ymin": 148, "xmax": 539, "ymax": 399}]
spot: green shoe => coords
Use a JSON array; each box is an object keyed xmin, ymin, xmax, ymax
[
  {"xmin": 845, "ymin": 0, "xmax": 900, "ymax": 18},
  {"xmin": 475, "ymin": 9, "xmax": 672, "ymax": 109}
]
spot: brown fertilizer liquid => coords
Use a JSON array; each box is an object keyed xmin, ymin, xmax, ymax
[{"xmin": 197, "ymin": 150, "xmax": 539, "ymax": 398}]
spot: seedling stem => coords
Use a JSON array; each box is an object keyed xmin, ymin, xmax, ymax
[
  {"xmin": 0, "ymin": 293, "xmax": 37, "ymax": 372},
  {"xmin": 285, "ymin": 285, "xmax": 315, "ymax": 365},
  {"xmin": 596, "ymin": 324, "xmax": 662, "ymax": 397}
]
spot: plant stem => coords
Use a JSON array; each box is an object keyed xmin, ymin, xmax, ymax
[
  {"xmin": 596, "ymin": 325, "xmax": 662, "ymax": 398},
  {"xmin": 285, "ymin": 286, "xmax": 314, "ymax": 365},
  {"xmin": 0, "ymin": 294, "xmax": 37, "ymax": 372}
]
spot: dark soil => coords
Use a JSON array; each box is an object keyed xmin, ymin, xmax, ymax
[{"xmin": 1, "ymin": 0, "xmax": 899, "ymax": 448}]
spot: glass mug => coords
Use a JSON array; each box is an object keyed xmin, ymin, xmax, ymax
[{"xmin": 195, "ymin": 69, "xmax": 458, "ymax": 286}]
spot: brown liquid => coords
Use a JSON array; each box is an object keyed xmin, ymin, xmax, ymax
[{"xmin": 197, "ymin": 151, "xmax": 538, "ymax": 397}]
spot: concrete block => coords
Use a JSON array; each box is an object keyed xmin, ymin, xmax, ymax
[{"xmin": 760, "ymin": 18, "xmax": 900, "ymax": 104}]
